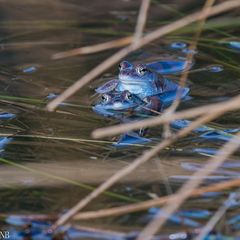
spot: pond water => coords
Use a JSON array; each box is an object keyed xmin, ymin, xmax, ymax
[{"xmin": 0, "ymin": 0, "xmax": 240, "ymax": 239}]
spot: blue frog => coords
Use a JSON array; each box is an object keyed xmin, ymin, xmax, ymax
[
  {"xmin": 93, "ymin": 91, "xmax": 152, "ymax": 146},
  {"xmin": 93, "ymin": 89, "xmax": 189, "ymax": 146},
  {"xmin": 95, "ymin": 59, "xmax": 191, "ymax": 100},
  {"xmin": 93, "ymin": 90, "xmax": 146, "ymax": 118},
  {"xmin": 93, "ymin": 90, "xmax": 167, "ymax": 120}
]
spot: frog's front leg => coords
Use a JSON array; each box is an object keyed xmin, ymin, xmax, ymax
[
  {"xmin": 137, "ymin": 96, "xmax": 162, "ymax": 137},
  {"xmin": 95, "ymin": 79, "xmax": 118, "ymax": 93},
  {"xmin": 143, "ymin": 96, "xmax": 163, "ymax": 115}
]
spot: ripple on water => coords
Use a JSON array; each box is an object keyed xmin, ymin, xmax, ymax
[
  {"xmin": 22, "ymin": 66, "xmax": 37, "ymax": 73},
  {"xmin": 207, "ymin": 65, "xmax": 224, "ymax": 73},
  {"xmin": 182, "ymin": 48, "xmax": 198, "ymax": 55},
  {"xmin": 170, "ymin": 41, "xmax": 187, "ymax": 49}
]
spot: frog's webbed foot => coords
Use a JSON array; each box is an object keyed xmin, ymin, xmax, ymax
[
  {"xmin": 113, "ymin": 132, "xmax": 151, "ymax": 147},
  {"xmin": 112, "ymin": 117, "xmax": 151, "ymax": 147},
  {"xmin": 95, "ymin": 79, "xmax": 118, "ymax": 94}
]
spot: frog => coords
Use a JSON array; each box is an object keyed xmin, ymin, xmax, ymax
[
  {"xmin": 93, "ymin": 88, "xmax": 190, "ymax": 146},
  {"xmin": 93, "ymin": 90, "xmax": 163, "ymax": 119},
  {"xmin": 93, "ymin": 90, "xmax": 160, "ymax": 146},
  {"xmin": 93, "ymin": 90, "xmax": 146, "ymax": 118},
  {"xmin": 95, "ymin": 59, "xmax": 192, "ymax": 100}
]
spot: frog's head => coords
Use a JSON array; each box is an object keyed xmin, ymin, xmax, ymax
[
  {"xmin": 118, "ymin": 61, "xmax": 158, "ymax": 84},
  {"xmin": 93, "ymin": 90, "xmax": 144, "ymax": 117}
]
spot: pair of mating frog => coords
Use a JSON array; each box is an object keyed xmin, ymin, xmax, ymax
[{"xmin": 93, "ymin": 59, "xmax": 191, "ymax": 146}]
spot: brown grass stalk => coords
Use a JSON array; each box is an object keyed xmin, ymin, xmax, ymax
[
  {"xmin": 194, "ymin": 191, "xmax": 235, "ymax": 240},
  {"xmin": 74, "ymin": 178, "xmax": 240, "ymax": 221},
  {"xmin": 72, "ymin": 224, "xmax": 126, "ymax": 238},
  {"xmin": 164, "ymin": 0, "xmax": 216, "ymax": 116},
  {"xmin": 133, "ymin": 0, "xmax": 151, "ymax": 42},
  {"xmin": 52, "ymin": 0, "xmax": 150, "ymax": 60},
  {"xmin": 52, "ymin": 37, "xmax": 133, "ymax": 59}
]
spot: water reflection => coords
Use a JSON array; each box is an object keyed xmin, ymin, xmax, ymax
[{"xmin": 0, "ymin": 0, "xmax": 240, "ymax": 237}]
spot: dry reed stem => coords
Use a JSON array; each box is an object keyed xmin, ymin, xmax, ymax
[
  {"xmin": 74, "ymin": 178, "xmax": 240, "ymax": 220},
  {"xmin": 72, "ymin": 224, "xmax": 126, "ymax": 238},
  {"xmin": 168, "ymin": 0, "xmax": 216, "ymax": 121},
  {"xmin": 47, "ymin": 0, "xmax": 240, "ymax": 111},
  {"xmin": 92, "ymin": 94, "xmax": 240, "ymax": 138},
  {"xmin": 194, "ymin": 192, "xmax": 234, "ymax": 240},
  {"xmin": 137, "ymin": 132, "xmax": 240, "ymax": 240},
  {"xmin": 52, "ymin": 0, "xmax": 150, "ymax": 60},
  {"xmin": 164, "ymin": 0, "xmax": 216, "ymax": 116},
  {"xmin": 52, "ymin": 37, "xmax": 133, "ymax": 59},
  {"xmin": 51, "ymin": 106, "xmax": 228, "ymax": 231},
  {"xmin": 134, "ymin": 0, "xmax": 151, "ymax": 42}
]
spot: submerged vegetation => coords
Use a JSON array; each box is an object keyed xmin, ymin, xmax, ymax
[{"xmin": 0, "ymin": 0, "xmax": 240, "ymax": 239}]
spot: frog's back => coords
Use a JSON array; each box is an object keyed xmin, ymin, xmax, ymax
[{"xmin": 161, "ymin": 78, "xmax": 179, "ymax": 92}]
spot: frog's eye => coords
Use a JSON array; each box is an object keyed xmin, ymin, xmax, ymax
[
  {"xmin": 118, "ymin": 63, "xmax": 122, "ymax": 70},
  {"xmin": 136, "ymin": 65, "xmax": 148, "ymax": 76},
  {"xmin": 101, "ymin": 94, "xmax": 111, "ymax": 104},
  {"xmin": 119, "ymin": 61, "xmax": 132, "ymax": 71},
  {"xmin": 123, "ymin": 91, "xmax": 132, "ymax": 101}
]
